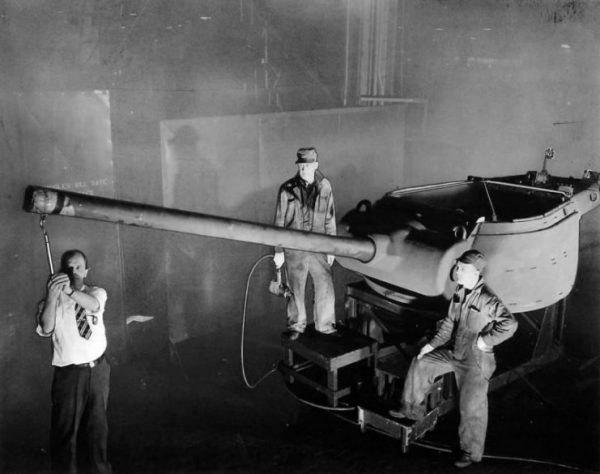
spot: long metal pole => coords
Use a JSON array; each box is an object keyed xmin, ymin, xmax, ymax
[
  {"xmin": 23, "ymin": 186, "xmax": 375, "ymax": 262},
  {"xmin": 39, "ymin": 215, "xmax": 55, "ymax": 275}
]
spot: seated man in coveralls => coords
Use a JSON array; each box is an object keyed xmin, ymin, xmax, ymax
[{"xmin": 389, "ymin": 249, "xmax": 517, "ymax": 469}]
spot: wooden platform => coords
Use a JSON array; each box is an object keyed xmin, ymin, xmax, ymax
[{"xmin": 280, "ymin": 325, "xmax": 378, "ymax": 407}]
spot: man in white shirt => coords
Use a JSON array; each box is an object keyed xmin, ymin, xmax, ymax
[{"xmin": 37, "ymin": 249, "xmax": 112, "ymax": 474}]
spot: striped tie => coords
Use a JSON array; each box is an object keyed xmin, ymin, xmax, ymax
[{"xmin": 75, "ymin": 304, "xmax": 92, "ymax": 339}]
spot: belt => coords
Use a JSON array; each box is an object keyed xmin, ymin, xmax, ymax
[{"xmin": 74, "ymin": 354, "xmax": 105, "ymax": 368}]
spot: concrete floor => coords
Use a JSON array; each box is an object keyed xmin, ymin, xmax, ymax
[{"xmin": 5, "ymin": 349, "xmax": 599, "ymax": 474}]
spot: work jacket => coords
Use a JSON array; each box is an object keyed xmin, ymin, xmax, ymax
[
  {"xmin": 273, "ymin": 171, "xmax": 336, "ymax": 253},
  {"xmin": 429, "ymin": 278, "xmax": 517, "ymax": 360}
]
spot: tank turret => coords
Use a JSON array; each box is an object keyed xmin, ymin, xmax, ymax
[
  {"xmin": 338, "ymin": 169, "xmax": 600, "ymax": 311},
  {"xmin": 23, "ymin": 168, "xmax": 600, "ymax": 313}
]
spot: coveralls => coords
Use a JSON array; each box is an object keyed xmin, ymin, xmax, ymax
[
  {"xmin": 273, "ymin": 170, "xmax": 336, "ymax": 334},
  {"xmin": 399, "ymin": 278, "xmax": 517, "ymax": 461}
]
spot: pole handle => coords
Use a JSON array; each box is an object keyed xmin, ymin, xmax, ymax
[{"xmin": 39, "ymin": 215, "xmax": 54, "ymax": 275}]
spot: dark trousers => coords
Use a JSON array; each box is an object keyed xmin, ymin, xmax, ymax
[
  {"xmin": 50, "ymin": 358, "xmax": 112, "ymax": 474},
  {"xmin": 285, "ymin": 250, "xmax": 336, "ymax": 333},
  {"xmin": 400, "ymin": 348, "xmax": 496, "ymax": 461}
]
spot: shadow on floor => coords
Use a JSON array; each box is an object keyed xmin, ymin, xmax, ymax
[
  {"xmin": 111, "ymin": 350, "xmax": 600, "ymax": 474},
  {"xmin": 4, "ymin": 350, "xmax": 599, "ymax": 474}
]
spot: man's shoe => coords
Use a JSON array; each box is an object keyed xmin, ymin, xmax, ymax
[
  {"xmin": 453, "ymin": 453, "xmax": 473, "ymax": 469},
  {"xmin": 388, "ymin": 407, "xmax": 408, "ymax": 419}
]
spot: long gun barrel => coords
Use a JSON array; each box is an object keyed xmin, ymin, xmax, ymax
[{"xmin": 23, "ymin": 185, "xmax": 376, "ymax": 262}]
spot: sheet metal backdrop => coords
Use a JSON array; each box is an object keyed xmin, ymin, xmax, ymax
[
  {"xmin": 22, "ymin": 90, "xmax": 124, "ymax": 343},
  {"xmin": 0, "ymin": 91, "xmax": 125, "ymax": 428},
  {"xmin": 160, "ymin": 105, "xmax": 406, "ymax": 343},
  {"xmin": 18, "ymin": 91, "xmax": 122, "ymax": 326}
]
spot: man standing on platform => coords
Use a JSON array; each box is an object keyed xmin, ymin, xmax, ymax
[
  {"xmin": 273, "ymin": 146, "xmax": 337, "ymax": 340},
  {"xmin": 389, "ymin": 249, "xmax": 517, "ymax": 469}
]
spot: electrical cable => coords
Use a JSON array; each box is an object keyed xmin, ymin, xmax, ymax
[
  {"xmin": 412, "ymin": 439, "xmax": 587, "ymax": 472},
  {"xmin": 240, "ymin": 254, "xmax": 359, "ymax": 413},
  {"xmin": 283, "ymin": 381, "xmax": 357, "ymax": 412},
  {"xmin": 240, "ymin": 254, "xmax": 279, "ymax": 389},
  {"xmin": 240, "ymin": 258, "xmax": 590, "ymax": 469},
  {"xmin": 240, "ymin": 254, "xmax": 358, "ymax": 416}
]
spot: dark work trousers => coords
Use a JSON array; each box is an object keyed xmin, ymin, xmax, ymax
[
  {"xmin": 400, "ymin": 347, "xmax": 496, "ymax": 461},
  {"xmin": 50, "ymin": 358, "xmax": 112, "ymax": 474},
  {"xmin": 284, "ymin": 250, "xmax": 336, "ymax": 334}
]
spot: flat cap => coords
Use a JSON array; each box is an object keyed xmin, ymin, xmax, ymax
[{"xmin": 296, "ymin": 147, "xmax": 318, "ymax": 164}]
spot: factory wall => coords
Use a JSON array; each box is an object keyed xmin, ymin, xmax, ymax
[
  {"xmin": 0, "ymin": 0, "xmax": 598, "ymax": 467},
  {"xmin": 0, "ymin": 0, "xmax": 383, "ymax": 461},
  {"xmin": 158, "ymin": 106, "xmax": 405, "ymax": 345},
  {"xmin": 399, "ymin": 0, "xmax": 600, "ymax": 356}
]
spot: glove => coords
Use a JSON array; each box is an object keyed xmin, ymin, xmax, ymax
[
  {"xmin": 327, "ymin": 254, "xmax": 335, "ymax": 266},
  {"xmin": 476, "ymin": 336, "xmax": 493, "ymax": 352},
  {"xmin": 417, "ymin": 343, "xmax": 434, "ymax": 360},
  {"xmin": 273, "ymin": 252, "xmax": 285, "ymax": 269}
]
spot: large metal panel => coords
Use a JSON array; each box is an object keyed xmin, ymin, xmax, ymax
[
  {"xmin": 159, "ymin": 105, "xmax": 406, "ymax": 343},
  {"xmin": 475, "ymin": 214, "xmax": 580, "ymax": 311},
  {"xmin": 0, "ymin": 91, "xmax": 122, "ymax": 446},
  {"xmin": 11, "ymin": 90, "xmax": 122, "ymax": 348}
]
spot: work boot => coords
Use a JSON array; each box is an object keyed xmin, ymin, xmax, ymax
[
  {"xmin": 285, "ymin": 330, "xmax": 301, "ymax": 341},
  {"xmin": 453, "ymin": 453, "xmax": 474, "ymax": 469}
]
